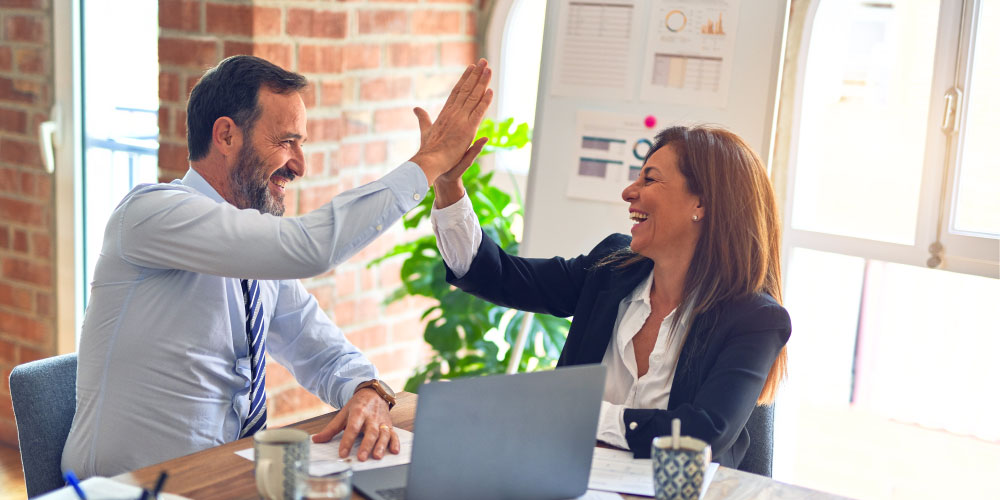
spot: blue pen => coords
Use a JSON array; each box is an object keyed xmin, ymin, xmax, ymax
[{"xmin": 64, "ymin": 470, "xmax": 87, "ymax": 500}]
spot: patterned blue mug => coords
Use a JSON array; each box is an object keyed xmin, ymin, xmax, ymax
[
  {"xmin": 651, "ymin": 435, "xmax": 711, "ymax": 500},
  {"xmin": 254, "ymin": 428, "xmax": 310, "ymax": 500}
]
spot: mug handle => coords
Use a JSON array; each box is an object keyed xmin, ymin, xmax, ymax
[{"xmin": 256, "ymin": 458, "xmax": 281, "ymax": 500}]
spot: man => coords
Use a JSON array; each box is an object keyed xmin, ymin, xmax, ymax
[{"xmin": 62, "ymin": 55, "xmax": 492, "ymax": 478}]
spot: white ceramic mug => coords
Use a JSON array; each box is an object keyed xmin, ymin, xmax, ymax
[{"xmin": 254, "ymin": 428, "xmax": 310, "ymax": 500}]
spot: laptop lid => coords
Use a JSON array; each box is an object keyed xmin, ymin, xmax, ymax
[{"xmin": 405, "ymin": 364, "xmax": 607, "ymax": 500}]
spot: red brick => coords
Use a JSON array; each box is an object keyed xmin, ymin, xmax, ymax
[
  {"xmin": 31, "ymin": 232, "xmax": 49, "ymax": 259},
  {"xmin": 0, "ymin": 198, "xmax": 43, "ymax": 226},
  {"xmin": 270, "ymin": 385, "xmax": 325, "ymax": 418},
  {"xmin": 223, "ymin": 42, "xmax": 293, "ymax": 71},
  {"xmin": 185, "ymin": 76, "xmax": 200, "ymax": 97},
  {"xmin": 207, "ymin": 4, "xmax": 279, "ymax": 37},
  {"xmin": 364, "ymin": 141, "xmax": 387, "ymax": 165},
  {"xmin": 0, "ymin": 416, "xmax": 17, "ymax": 448},
  {"xmin": 308, "ymin": 284, "xmax": 335, "ymax": 312},
  {"xmin": 159, "ymin": 71, "xmax": 180, "ymax": 103},
  {"xmin": 0, "ymin": 47, "xmax": 10, "ymax": 71},
  {"xmin": 342, "ymin": 111, "xmax": 371, "ymax": 137},
  {"xmin": 286, "ymin": 9, "xmax": 347, "ymax": 39},
  {"xmin": 0, "ymin": 226, "xmax": 7, "ymax": 248},
  {"xmin": 0, "ymin": 77, "xmax": 36, "ymax": 105},
  {"xmin": 0, "ymin": 137, "xmax": 41, "ymax": 167},
  {"xmin": 360, "ymin": 76, "xmax": 411, "ymax": 102},
  {"xmin": 319, "ymin": 80, "xmax": 343, "ymax": 107},
  {"xmin": 298, "ymin": 45, "xmax": 342, "ymax": 74},
  {"xmin": 2, "ymin": 257, "xmax": 51, "ymax": 286},
  {"xmin": 306, "ymin": 117, "xmax": 343, "ymax": 143},
  {"xmin": 387, "ymin": 43, "xmax": 435, "ymax": 68},
  {"xmin": 337, "ymin": 142, "xmax": 362, "ymax": 168},
  {"xmin": 466, "ymin": 11, "xmax": 477, "ymax": 36},
  {"xmin": 0, "ymin": 312, "xmax": 49, "ymax": 344},
  {"xmin": 301, "ymin": 83, "xmax": 317, "ymax": 109},
  {"xmin": 21, "ymin": 170, "xmax": 50, "ymax": 201},
  {"xmin": 174, "ymin": 109, "xmax": 187, "ymax": 139},
  {"xmin": 3, "ymin": 15, "xmax": 45, "ymax": 43},
  {"xmin": 159, "ymin": 38, "xmax": 219, "ymax": 69},
  {"xmin": 441, "ymin": 41, "xmax": 476, "ymax": 66},
  {"xmin": 158, "ymin": 142, "xmax": 190, "ymax": 172},
  {"xmin": 159, "ymin": 0, "xmax": 201, "ymax": 32},
  {"xmin": 332, "ymin": 299, "xmax": 356, "ymax": 325},
  {"xmin": 373, "ymin": 107, "xmax": 417, "ymax": 133},
  {"xmin": 17, "ymin": 344, "xmax": 45, "ymax": 364},
  {"xmin": 412, "ymin": 10, "xmax": 462, "ymax": 35},
  {"xmin": 0, "ymin": 108, "xmax": 27, "ymax": 134},
  {"xmin": 343, "ymin": 45, "xmax": 381, "ymax": 71},
  {"xmin": 369, "ymin": 346, "xmax": 420, "ymax": 373},
  {"xmin": 0, "ymin": 0, "xmax": 46, "ymax": 8},
  {"xmin": 12, "ymin": 229, "xmax": 26, "ymax": 253},
  {"xmin": 35, "ymin": 291, "xmax": 49, "ymax": 316},
  {"xmin": 14, "ymin": 48, "xmax": 44, "ymax": 74},
  {"xmin": 346, "ymin": 324, "xmax": 387, "ymax": 350},
  {"xmin": 0, "ymin": 283, "xmax": 31, "ymax": 312},
  {"xmin": 0, "ymin": 341, "xmax": 14, "ymax": 365},
  {"xmin": 358, "ymin": 10, "xmax": 408, "ymax": 35},
  {"xmin": 0, "ymin": 168, "xmax": 16, "ymax": 193},
  {"xmin": 252, "ymin": 7, "xmax": 283, "ymax": 37},
  {"xmin": 264, "ymin": 361, "xmax": 295, "ymax": 390},
  {"xmin": 298, "ymin": 184, "xmax": 337, "ymax": 214}
]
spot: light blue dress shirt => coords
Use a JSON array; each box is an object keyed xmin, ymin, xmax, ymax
[{"xmin": 62, "ymin": 162, "xmax": 428, "ymax": 478}]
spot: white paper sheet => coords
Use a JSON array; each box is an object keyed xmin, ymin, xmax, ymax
[
  {"xmin": 639, "ymin": 0, "xmax": 741, "ymax": 107},
  {"xmin": 549, "ymin": 0, "xmax": 640, "ymax": 100},
  {"xmin": 567, "ymin": 110, "xmax": 657, "ymax": 203},
  {"xmin": 588, "ymin": 446, "xmax": 719, "ymax": 498},
  {"xmin": 567, "ymin": 489, "xmax": 627, "ymax": 500},
  {"xmin": 36, "ymin": 477, "xmax": 190, "ymax": 500},
  {"xmin": 234, "ymin": 428, "xmax": 414, "ymax": 475}
]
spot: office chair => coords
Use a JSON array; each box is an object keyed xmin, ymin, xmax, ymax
[
  {"xmin": 737, "ymin": 403, "xmax": 774, "ymax": 477},
  {"xmin": 9, "ymin": 353, "xmax": 78, "ymax": 497}
]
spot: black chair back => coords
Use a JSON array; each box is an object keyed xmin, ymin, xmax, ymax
[{"xmin": 737, "ymin": 404, "xmax": 774, "ymax": 477}]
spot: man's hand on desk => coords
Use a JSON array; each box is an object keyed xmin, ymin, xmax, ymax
[{"xmin": 312, "ymin": 388, "xmax": 400, "ymax": 461}]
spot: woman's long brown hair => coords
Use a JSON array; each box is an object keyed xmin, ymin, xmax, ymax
[{"xmin": 605, "ymin": 125, "xmax": 786, "ymax": 404}]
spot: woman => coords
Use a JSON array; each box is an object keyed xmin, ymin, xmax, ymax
[{"xmin": 430, "ymin": 125, "xmax": 790, "ymax": 468}]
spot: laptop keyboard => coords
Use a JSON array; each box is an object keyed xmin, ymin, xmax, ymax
[{"xmin": 376, "ymin": 487, "xmax": 407, "ymax": 500}]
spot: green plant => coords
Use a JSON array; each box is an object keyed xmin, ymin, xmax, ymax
[{"xmin": 370, "ymin": 118, "xmax": 571, "ymax": 392}]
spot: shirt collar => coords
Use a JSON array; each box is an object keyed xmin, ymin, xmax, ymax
[
  {"xmin": 626, "ymin": 272, "xmax": 654, "ymax": 305},
  {"xmin": 180, "ymin": 167, "xmax": 227, "ymax": 204}
]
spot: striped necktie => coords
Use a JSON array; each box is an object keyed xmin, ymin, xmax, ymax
[{"xmin": 239, "ymin": 278, "xmax": 267, "ymax": 438}]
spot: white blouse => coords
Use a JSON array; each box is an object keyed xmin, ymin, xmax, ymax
[{"xmin": 432, "ymin": 194, "xmax": 690, "ymax": 449}]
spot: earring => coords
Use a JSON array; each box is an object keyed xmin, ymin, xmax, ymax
[{"xmin": 692, "ymin": 215, "xmax": 700, "ymax": 222}]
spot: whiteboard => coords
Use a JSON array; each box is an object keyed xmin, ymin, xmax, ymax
[{"xmin": 522, "ymin": 0, "xmax": 788, "ymax": 259}]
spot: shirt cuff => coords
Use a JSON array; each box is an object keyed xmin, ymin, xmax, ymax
[
  {"xmin": 597, "ymin": 400, "xmax": 629, "ymax": 449},
  {"xmin": 431, "ymin": 193, "xmax": 481, "ymax": 278},
  {"xmin": 382, "ymin": 161, "xmax": 429, "ymax": 211}
]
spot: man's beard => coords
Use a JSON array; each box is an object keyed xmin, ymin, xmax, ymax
[{"xmin": 229, "ymin": 143, "xmax": 291, "ymax": 216}]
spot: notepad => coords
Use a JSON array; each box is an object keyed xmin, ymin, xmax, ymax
[
  {"xmin": 588, "ymin": 446, "xmax": 718, "ymax": 498},
  {"xmin": 35, "ymin": 476, "xmax": 191, "ymax": 500}
]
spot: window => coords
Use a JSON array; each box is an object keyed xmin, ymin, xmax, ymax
[
  {"xmin": 776, "ymin": 1, "xmax": 1000, "ymax": 498},
  {"xmin": 486, "ymin": 0, "xmax": 547, "ymax": 175}
]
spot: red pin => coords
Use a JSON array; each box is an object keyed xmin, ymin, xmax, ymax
[{"xmin": 644, "ymin": 115, "xmax": 657, "ymax": 129}]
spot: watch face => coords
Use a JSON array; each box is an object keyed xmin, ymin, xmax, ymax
[{"xmin": 378, "ymin": 381, "xmax": 396, "ymax": 398}]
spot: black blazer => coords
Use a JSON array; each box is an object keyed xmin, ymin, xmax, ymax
[{"xmin": 446, "ymin": 232, "xmax": 791, "ymax": 467}]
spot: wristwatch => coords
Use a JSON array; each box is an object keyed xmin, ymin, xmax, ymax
[{"xmin": 355, "ymin": 379, "xmax": 396, "ymax": 410}]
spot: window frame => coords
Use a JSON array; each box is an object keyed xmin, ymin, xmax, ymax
[{"xmin": 781, "ymin": 0, "xmax": 998, "ymax": 279}]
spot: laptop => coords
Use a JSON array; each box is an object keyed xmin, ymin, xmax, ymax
[{"xmin": 353, "ymin": 364, "xmax": 607, "ymax": 500}]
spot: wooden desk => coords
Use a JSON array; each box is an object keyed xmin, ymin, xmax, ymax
[{"xmin": 114, "ymin": 392, "xmax": 846, "ymax": 499}]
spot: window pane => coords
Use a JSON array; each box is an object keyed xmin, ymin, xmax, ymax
[
  {"xmin": 791, "ymin": 0, "xmax": 940, "ymax": 244},
  {"xmin": 496, "ymin": 0, "xmax": 547, "ymax": 174},
  {"xmin": 82, "ymin": 0, "xmax": 159, "ymax": 308},
  {"xmin": 953, "ymin": 1, "xmax": 1000, "ymax": 236}
]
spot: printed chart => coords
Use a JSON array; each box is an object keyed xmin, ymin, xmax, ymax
[{"xmin": 640, "ymin": 0, "xmax": 741, "ymax": 106}]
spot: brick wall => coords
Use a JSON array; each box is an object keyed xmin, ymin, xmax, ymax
[
  {"xmin": 0, "ymin": 0, "xmax": 55, "ymax": 446},
  {"xmin": 158, "ymin": 0, "xmax": 481, "ymax": 426}
]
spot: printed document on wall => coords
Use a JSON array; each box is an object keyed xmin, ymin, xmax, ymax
[
  {"xmin": 639, "ymin": 0, "xmax": 741, "ymax": 107},
  {"xmin": 549, "ymin": 0, "xmax": 640, "ymax": 100},
  {"xmin": 567, "ymin": 110, "xmax": 656, "ymax": 204}
]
